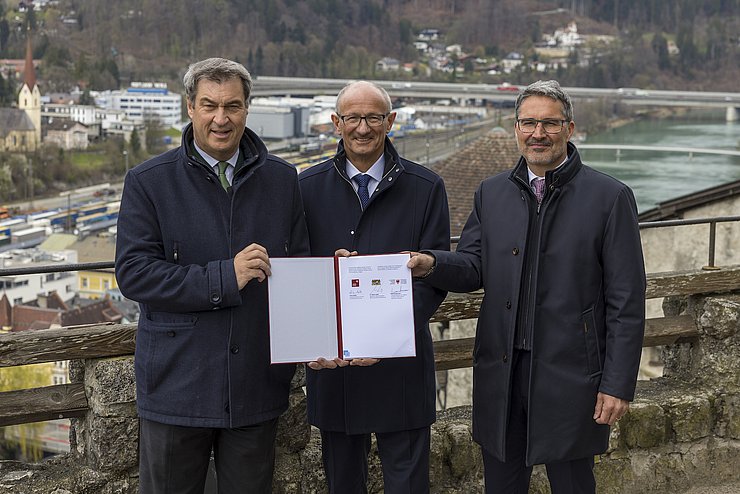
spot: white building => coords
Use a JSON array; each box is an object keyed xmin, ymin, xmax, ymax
[
  {"xmin": 0, "ymin": 249, "xmax": 78, "ymax": 306},
  {"xmin": 42, "ymin": 103, "xmax": 100, "ymax": 125},
  {"xmin": 97, "ymin": 82, "xmax": 182, "ymax": 127}
]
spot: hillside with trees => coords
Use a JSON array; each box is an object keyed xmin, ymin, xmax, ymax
[{"xmin": 0, "ymin": 0, "xmax": 737, "ymax": 92}]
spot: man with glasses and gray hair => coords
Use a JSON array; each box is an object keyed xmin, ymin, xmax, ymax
[
  {"xmin": 298, "ymin": 80, "xmax": 450, "ymax": 493},
  {"xmin": 408, "ymin": 80, "xmax": 646, "ymax": 493},
  {"xmin": 116, "ymin": 57, "xmax": 309, "ymax": 493}
]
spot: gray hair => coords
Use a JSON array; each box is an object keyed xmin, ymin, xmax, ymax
[
  {"xmin": 335, "ymin": 81, "xmax": 392, "ymax": 114},
  {"xmin": 183, "ymin": 58, "xmax": 252, "ymax": 105},
  {"xmin": 515, "ymin": 80, "xmax": 574, "ymax": 121}
]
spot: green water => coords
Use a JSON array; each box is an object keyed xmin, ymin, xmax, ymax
[{"xmin": 578, "ymin": 114, "xmax": 740, "ymax": 212}]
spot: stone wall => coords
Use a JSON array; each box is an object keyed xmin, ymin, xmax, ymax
[{"xmin": 1, "ymin": 294, "xmax": 739, "ymax": 493}]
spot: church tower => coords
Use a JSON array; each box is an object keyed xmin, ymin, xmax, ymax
[{"xmin": 18, "ymin": 31, "xmax": 41, "ymax": 148}]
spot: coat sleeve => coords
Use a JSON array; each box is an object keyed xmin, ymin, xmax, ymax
[
  {"xmin": 115, "ymin": 170, "xmax": 242, "ymax": 313},
  {"xmin": 412, "ymin": 176, "xmax": 451, "ymax": 328},
  {"xmin": 424, "ymin": 182, "xmax": 484, "ymax": 293},
  {"xmin": 598, "ymin": 186, "xmax": 646, "ymax": 401}
]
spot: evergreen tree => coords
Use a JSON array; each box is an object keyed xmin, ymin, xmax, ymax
[
  {"xmin": 130, "ymin": 129, "xmax": 142, "ymax": 157},
  {"xmin": 651, "ymin": 33, "xmax": 670, "ymax": 70}
]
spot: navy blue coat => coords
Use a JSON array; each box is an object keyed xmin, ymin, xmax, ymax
[
  {"xmin": 426, "ymin": 142, "xmax": 646, "ymax": 464},
  {"xmin": 298, "ymin": 138, "xmax": 450, "ymax": 434},
  {"xmin": 115, "ymin": 124, "xmax": 310, "ymax": 428}
]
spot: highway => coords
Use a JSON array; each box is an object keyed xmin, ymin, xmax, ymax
[{"xmin": 252, "ymin": 76, "xmax": 739, "ymax": 109}]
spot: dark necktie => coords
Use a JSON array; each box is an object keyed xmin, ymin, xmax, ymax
[
  {"xmin": 354, "ymin": 174, "xmax": 371, "ymax": 210},
  {"xmin": 532, "ymin": 177, "xmax": 545, "ymax": 204},
  {"xmin": 217, "ymin": 161, "xmax": 230, "ymax": 191}
]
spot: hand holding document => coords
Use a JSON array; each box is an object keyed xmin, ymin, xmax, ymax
[{"xmin": 267, "ymin": 253, "xmax": 416, "ymax": 364}]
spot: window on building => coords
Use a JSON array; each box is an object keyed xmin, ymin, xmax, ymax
[
  {"xmin": 13, "ymin": 297, "xmax": 22, "ymax": 304},
  {"xmin": 81, "ymin": 278, "xmax": 89, "ymax": 288}
]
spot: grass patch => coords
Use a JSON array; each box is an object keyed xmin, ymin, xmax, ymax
[{"xmin": 69, "ymin": 151, "xmax": 111, "ymax": 172}]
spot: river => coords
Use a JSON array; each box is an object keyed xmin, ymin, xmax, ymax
[{"xmin": 578, "ymin": 112, "xmax": 740, "ymax": 212}]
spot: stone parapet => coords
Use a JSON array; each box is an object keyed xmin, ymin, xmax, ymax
[{"xmin": 1, "ymin": 294, "xmax": 739, "ymax": 493}]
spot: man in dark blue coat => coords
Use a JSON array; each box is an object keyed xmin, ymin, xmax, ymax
[
  {"xmin": 298, "ymin": 81, "xmax": 450, "ymax": 493},
  {"xmin": 115, "ymin": 58, "xmax": 309, "ymax": 493},
  {"xmin": 409, "ymin": 80, "xmax": 646, "ymax": 494}
]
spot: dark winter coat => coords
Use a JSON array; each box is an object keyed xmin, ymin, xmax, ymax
[
  {"xmin": 115, "ymin": 124, "xmax": 310, "ymax": 428},
  {"xmin": 426, "ymin": 142, "xmax": 646, "ymax": 464},
  {"xmin": 298, "ymin": 138, "xmax": 450, "ymax": 433}
]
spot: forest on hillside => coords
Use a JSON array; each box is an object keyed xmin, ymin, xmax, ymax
[{"xmin": 0, "ymin": 0, "xmax": 738, "ymax": 98}]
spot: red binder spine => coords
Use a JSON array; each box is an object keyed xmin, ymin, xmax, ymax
[{"xmin": 333, "ymin": 255, "xmax": 343, "ymax": 359}]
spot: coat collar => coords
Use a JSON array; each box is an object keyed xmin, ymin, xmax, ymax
[
  {"xmin": 332, "ymin": 136, "xmax": 405, "ymax": 181},
  {"xmin": 509, "ymin": 141, "xmax": 583, "ymax": 191},
  {"xmin": 180, "ymin": 123, "xmax": 267, "ymax": 181}
]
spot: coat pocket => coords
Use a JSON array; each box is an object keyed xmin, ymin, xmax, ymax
[
  {"xmin": 139, "ymin": 312, "xmax": 199, "ymax": 394},
  {"xmin": 581, "ymin": 308, "xmax": 602, "ymax": 376}
]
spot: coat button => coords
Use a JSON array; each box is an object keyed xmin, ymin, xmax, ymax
[
  {"xmin": 512, "ymin": 247, "xmax": 519, "ymax": 255},
  {"xmin": 167, "ymin": 330, "xmax": 176, "ymax": 337},
  {"xmin": 230, "ymin": 345, "xmax": 239, "ymax": 354},
  {"xmin": 211, "ymin": 293, "xmax": 220, "ymax": 303},
  {"xmin": 350, "ymin": 230, "xmax": 355, "ymax": 235},
  {"xmin": 503, "ymin": 354, "xmax": 508, "ymax": 363},
  {"xmin": 505, "ymin": 301, "xmax": 511, "ymax": 309}
]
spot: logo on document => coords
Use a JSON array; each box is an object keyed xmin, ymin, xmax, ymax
[{"xmin": 351, "ymin": 279, "xmax": 360, "ymax": 287}]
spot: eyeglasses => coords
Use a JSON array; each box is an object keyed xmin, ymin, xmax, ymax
[
  {"xmin": 338, "ymin": 114, "xmax": 389, "ymax": 127},
  {"xmin": 516, "ymin": 118, "xmax": 568, "ymax": 134}
]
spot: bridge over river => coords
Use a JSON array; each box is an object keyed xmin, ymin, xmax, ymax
[{"xmin": 577, "ymin": 144, "xmax": 740, "ymax": 157}]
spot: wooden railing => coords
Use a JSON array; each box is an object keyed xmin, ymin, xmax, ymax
[{"xmin": 1, "ymin": 265, "xmax": 739, "ymax": 429}]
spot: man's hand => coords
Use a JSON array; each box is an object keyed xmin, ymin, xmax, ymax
[
  {"xmin": 407, "ymin": 252, "xmax": 435, "ymax": 278},
  {"xmin": 307, "ymin": 357, "xmax": 350, "ymax": 370},
  {"xmin": 335, "ymin": 248, "xmax": 358, "ymax": 257},
  {"xmin": 593, "ymin": 392, "xmax": 629, "ymax": 426},
  {"xmin": 307, "ymin": 357, "xmax": 380, "ymax": 370},
  {"xmin": 234, "ymin": 243, "xmax": 271, "ymax": 289}
]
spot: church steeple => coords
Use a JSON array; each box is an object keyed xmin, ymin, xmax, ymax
[
  {"xmin": 23, "ymin": 31, "xmax": 37, "ymax": 90},
  {"xmin": 18, "ymin": 29, "xmax": 41, "ymax": 149}
]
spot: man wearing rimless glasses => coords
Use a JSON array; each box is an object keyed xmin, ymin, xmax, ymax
[
  {"xmin": 409, "ymin": 80, "xmax": 646, "ymax": 493},
  {"xmin": 299, "ymin": 81, "xmax": 450, "ymax": 493}
]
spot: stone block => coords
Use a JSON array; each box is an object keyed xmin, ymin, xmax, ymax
[
  {"xmin": 429, "ymin": 406, "xmax": 483, "ymax": 493},
  {"xmin": 593, "ymin": 456, "xmax": 634, "ymax": 494},
  {"xmin": 698, "ymin": 297, "xmax": 740, "ymax": 340},
  {"xmin": 85, "ymin": 357, "xmax": 137, "ymax": 417},
  {"xmin": 666, "ymin": 394, "xmax": 713, "ymax": 442},
  {"xmin": 618, "ymin": 401, "xmax": 667, "ymax": 449},
  {"xmin": 276, "ymin": 388, "xmax": 310, "ymax": 453},
  {"xmin": 85, "ymin": 415, "xmax": 139, "ymax": 472},
  {"xmin": 446, "ymin": 422, "xmax": 480, "ymax": 479},
  {"xmin": 715, "ymin": 393, "xmax": 740, "ymax": 439}
]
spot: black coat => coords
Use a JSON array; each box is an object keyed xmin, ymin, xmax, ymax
[
  {"xmin": 115, "ymin": 124, "xmax": 310, "ymax": 428},
  {"xmin": 426, "ymin": 142, "xmax": 646, "ymax": 464},
  {"xmin": 298, "ymin": 138, "xmax": 450, "ymax": 433}
]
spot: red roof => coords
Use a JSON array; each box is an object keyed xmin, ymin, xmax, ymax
[{"xmin": 434, "ymin": 129, "xmax": 521, "ymax": 236}]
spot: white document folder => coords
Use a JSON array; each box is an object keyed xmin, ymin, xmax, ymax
[{"xmin": 267, "ymin": 253, "xmax": 416, "ymax": 363}]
